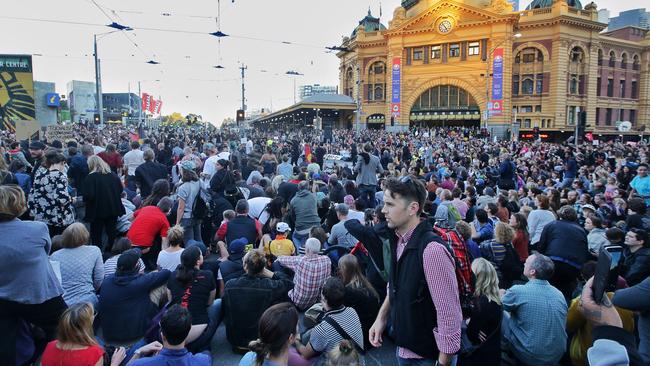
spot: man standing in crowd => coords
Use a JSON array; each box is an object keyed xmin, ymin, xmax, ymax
[
  {"xmin": 355, "ymin": 143, "xmax": 383, "ymax": 209},
  {"xmin": 123, "ymin": 141, "xmax": 144, "ymax": 191},
  {"xmin": 501, "ymin": 253, "xmax": 567, "ymax": 365},
  {"xmin": 28, "ymin": 140, "xmax": 46, "ymax": 181},
  {"xmin": 630, "ymin": 163, "xmax": 650, "ymax": 206},
  {"xmin": 369, "ymin": 176, "xmax": 461, "ymax": 366},
  {"xmin": 135, "ymin": 149, "xmax": 168, "ymax": 199}
]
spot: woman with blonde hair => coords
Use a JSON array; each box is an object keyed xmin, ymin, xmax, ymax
[
  {"xmin": 157, "ymin": 225, "xmax": 185, "ymax": 271},
  {"xmin": 50, "ymin": 223, "xmax": 104, "ymax": 306},
  {"xmin": 458, "ymin": 258, "xmax": 502, "ymax": 366},
  {"xmin": 480, "ymin": 222, "xmax": 519, "ymax": 288},
  {"xmin": 82, "ymin": 155, "xmax": 125, "ymax": 252},
  {"xmin": 41, "ymin": 302, "xmax": 126, "ymax": 366},
  {"xmin": 326, "ymin": 340, "xmax": 361, "ymax": 366}
]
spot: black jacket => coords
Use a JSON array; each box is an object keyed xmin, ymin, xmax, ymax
[
  {"xmin": 619, "ymin": 247, "xmax": 650, "ymax": 287},
  {"xmin": 222, "ymin": 272, "xmax": 293, "ymax": 349},
  {"xmin": 82, "ymin": 172, "xmax": 125, "ymax": 221},
  {"xmin": 345, "ymin": 219, "xmax": 390, "ymax": 299},
  {"xmin": 538, "ymin": 220, "xmax": 590, "ymax": 268},
  {"xmin": 135, "ymin": 161, "xmax": 168, "ymax": 198}
]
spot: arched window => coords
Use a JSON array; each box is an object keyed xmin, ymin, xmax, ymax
[
  {"xmin": 609, "ymin": 51, "xmax": 616, "ymax": 68},
  {"xmin": 570, "ymin": 47, "xmax": 584, "ymax": 63},
  {"xmin": 621, "ymin": 53, "xmax": 628, "ymax": 69},
  {"xmin": 344, "ymin": 67, "xmax": 354, "ymax": 97},
  {"xmin": 412, "ymin": 85, "xmax": 478, "ymax": 111},
  {"xmin": 522, "ymin": 78, "xmax": 534, "ymax": 95},
  {"xmin": 367, "ymin": 61, "xmax": 386, "ymax": 101},
  {"xmin": 633, "ymin": 55, "xmax": 640, "ymax": 70},
  {"xmin": 598, "ymin": 49, "xmax": 603, "ymax": 66}
]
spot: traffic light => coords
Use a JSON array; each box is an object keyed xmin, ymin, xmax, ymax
[
  {"xmin": 236, "ymin": 109, "xmax": 245, "ymax": 126},
  {"xmin": 93, "ymin": 113, "xmax": 100, "ymax": 124}
]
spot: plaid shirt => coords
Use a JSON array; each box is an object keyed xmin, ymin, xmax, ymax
[{"xmin": 277, "ymin": 254, "xmax": 331, "ymax": 310}]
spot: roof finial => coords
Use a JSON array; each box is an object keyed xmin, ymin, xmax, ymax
[{"xmin": 368, "ymin": 6, "xmax": 372, "ymax": 16}]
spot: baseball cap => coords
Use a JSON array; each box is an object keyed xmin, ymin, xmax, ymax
[
  {"xmin": 29, "ymin": 141, "xmax": 46, "ymax": 150},
  {"xmin": 276, "ymin": 222, "xmax": 291, "ymax": 233},
  {"xmin": 229, "ymin": 237, "xmax": 248, "ymax": 254},
  {"xmin": 116, "ymin": 249, "xmax": 141, "ymax": 272}
]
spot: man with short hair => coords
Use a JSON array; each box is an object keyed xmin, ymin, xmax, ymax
[
  {"xmin": 277, "ymin": 238, "xmax": 331, "ymax": 310},
  {"xmin": 355, "ymin": 143, "xmax": 383, "ymax": 209},
  {"xmin": 216, "ymin": 199, "xmax": 261, "ymax": 247},
  {"xmin": 277, "ymin": 155, "xmax": 293, "ymax": 180},
  {"xmin": 135, "ymin": 149, "xmax": 169, "ymax": 198},
  {"xmin": 201, "ymin": 143, "xmax": 219, "ymax": 179},
  {"xmin": 128, "ymin": 304, "xmax": 211, "ymax": 365},
  {"xmin": 123, "ymin": 141, "xmax": 145, "ymax": 191},
  {"xmin": 501, "ymin": 253, "xmax": 568, "ymax": 365},
  {"xmin": 328, "ymin": 203, "xmax": 357, "ymax": 249},
  {"xmin": 630, "ymin": 163, "xmax": 650, "ymax": 206},
  {"xmin": 289, "ymin": 181, "xmax": 321, "ymax": 250},
  {"xmin": 369, "ymin": 176, "xmax": 462, "ymax": 366},
  {"xmin": 28, "ymin": 140, "xmax": 46, "ymax": 181}
]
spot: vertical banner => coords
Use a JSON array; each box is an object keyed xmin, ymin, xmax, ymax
[
  {"xmin": 0, "ymin": 55, "xmax": 36, "ymax": 131},
  {"xmin": 141, "ymin": 93, "xmax": 150, "ymax": 112},
  {"xmin": 391, "ymin": 57, "xmax": 401, "ymax": 118},
  {"xmin": 154, "ymin": 100, "xmax": 163, "ymax": 115},
  {"xmin": 489, "ymin": 47, "xmax": 503, "ymax": 117}
]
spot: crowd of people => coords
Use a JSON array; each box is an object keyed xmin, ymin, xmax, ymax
[{"xmin": 1, "ymin": 123, "xmax": 650, "ymax": 366}]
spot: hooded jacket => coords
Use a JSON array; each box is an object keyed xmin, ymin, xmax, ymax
[
  {"xmin": 354, "ymin": 153, "xmax": 383, "ymax": 186},
  {"xmin": 97, "ymin": 270, "xmax": 170, "ymax": 343},
  {"xmin": 289, "ymin": 189, "xmax": 321, "ymax": 232}
]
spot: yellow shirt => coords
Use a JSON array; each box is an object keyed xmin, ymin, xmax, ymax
[{"xmin": 266, "ymin": 235, "xmax": 295, "ymax": 257}]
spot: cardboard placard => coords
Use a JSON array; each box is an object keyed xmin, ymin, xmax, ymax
[
  {"xmin": 15, "ymin": 120, "xmax": 41, "ymax": 141},
  {"xmin": 46, "ymin": 124, "xmax": 76, "ymax": 142}
]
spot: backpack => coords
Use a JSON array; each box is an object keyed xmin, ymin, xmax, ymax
[
  {"xmin": 488, "ymin": 241, "xmax": 523, "ymax": 285},
  {"xmin": 447, "ymin": 204, "xmax": 462, "ymax": 227},
  {"xmin": 187, "ymin": 182, "xmax": 208, "ymax": 220},
  {"xmin": 433, "ymin": 225, "xmax": 475, "ymax": 318}
]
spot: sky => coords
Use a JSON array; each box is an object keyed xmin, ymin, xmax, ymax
[{"xmin": 0, "ymin": 0, "xmax": 641, "ymax": 126}]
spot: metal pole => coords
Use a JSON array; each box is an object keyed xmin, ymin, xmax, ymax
[
  {"xmin": 94, "ymin": 35, "xmax": 104, "ymax": 126},
  {"xmin": 574, "ymin": 106, "xmax": 580, "ymax": 147},
  {"xmin": 138, "ymin": 81, "xmax": 142, "ymax": 126},
  {"xmin": 240, "ymin": 64, "xmax": 246, "ymax": 112},
  {"xmin": 355, "ymin": 66, "xmax": 361, "ymax": 131},
  {"xmin": 485, "ymin": 49, "xmax": 490, "ymax": 132}
]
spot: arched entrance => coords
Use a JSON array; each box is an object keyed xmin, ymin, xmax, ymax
[
  {"xmin": 409, "ymin": 84, "xmax": 481, "ymax": 127},
  {"xmin": 366, "ymin": 114, "xmax": 385, "ymax": 129}
]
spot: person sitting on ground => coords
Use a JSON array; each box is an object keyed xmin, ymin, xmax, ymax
[
  {"xmin": 264, "ymin": 222, "xmax": 295, "ymax": 260},
  {"xmin": 460, "ymin": 258, "xmax": 502, "ymax": 366},
  {"xmin": 216, "ymin": 199, "xmax": 262, "ymax": 252},
  {"xmin": 166, "ymin": 246, "xmax": 221, "ymax": 353},
  {"xmin": 104, "ymin": 237, "xmax": 145, "ymax": 278},
  {"xmin": 49, "ymin": 223, "xmax": 104, "ymax": 306},
  {"xmin": 501, "ymin": 253, "xmax": 567, "ymax": 366},
  {"xmin": 222, "ymin": 249, "xmax": 294, "ymax": 351},
  {"xmin": 128, "ymin": 304, "xmax": 211, "ymax": 365},
  {"xmin": 338, "ymin": 254, "xmax": 380, "ymax": 351},
  {"xmin": 480, "ymin": 222, "xmax": 518, "ymax": 288},
  {"xmin": 471, "ymin": 209, "xmax": 494, "ymax": 244},
  {"xmin": 127, "ymin": 196, "xmax": 173, "ymax": 270},
  {"xmin": 276, "ymin": 238, "xmax": 331, "ymax": 310},
  {"xmin": 239, "ymin": 302, "xmax": 299, "ymax": 366},
  {"xmin": 455, "ymin": 220, "xmax": 480, "ymax": 260},
  {"xmin": 327, "ymin": 203, "xmax": 359, "ymax": 251},
  {"xmin": 41, "ymin": 303, "xmax": 126, "ymax": 366},
  {"xmin": 217, "ymin": 237, "xmax": 248, "ymax": 294},
  {"xmin": 585, "ymin": 215, "xmax": 609, "ymax": 256},
  {"xmin": 97, "ymin": 249, "xmax": 171, "ymax": 346},
  {"xmin": 619, "ymin": 228, "xmax": 650, "ymax": 287},
  {"xmin": 325, "ymin": 340, "xmax": 362, "ymax": 366},
  {"xmin": 294, "ymin": 277, "xmax": 364, "ymax": 363},
  {"xmin": 156, "ymin": 225, "xmax": 185, "ymax": 272}
]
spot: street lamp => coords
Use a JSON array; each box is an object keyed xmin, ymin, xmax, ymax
[
  {"xmin": 483, "ymin": 32, "xmax": 521, "ymax": 135},
  {"xmin": 286, "ymin": 70, "xmax": 304, "ymax": 104},
  {"xmin": 94, "ymin": 23, "xmax": 132, "ymax": 126}
]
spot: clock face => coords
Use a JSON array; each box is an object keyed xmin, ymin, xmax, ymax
[{"xmin": 438, "ymin": 19, "xmax": 452, "ymax": 34}]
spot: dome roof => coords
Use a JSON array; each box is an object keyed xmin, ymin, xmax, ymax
[
  {"xmin": 351, "ymin": 9, "xmax": 387, "ymax": 37},
  {"xmin": 526, "ymin": 0, "xmax": 582, "ymax": 10}
]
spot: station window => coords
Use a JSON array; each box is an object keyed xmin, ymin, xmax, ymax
[
  {"xmin": 413, "ymin": 48, "xmax": 424, "ymax": 61},
  {"xmin": 431, "ymin": 45, "xmax": 441, "ymax": 59},
  {"xmin": 468, "ymin": 42, "xmax": 480, "ymax": 56},
  {"xmin": 449, "ymin": 44, "xmax": 460, "ymax": 58}
]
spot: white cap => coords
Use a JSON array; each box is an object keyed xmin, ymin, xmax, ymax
[{"xmin": 276, "ymin": 222, "xmax": 291, "ymax": 233}]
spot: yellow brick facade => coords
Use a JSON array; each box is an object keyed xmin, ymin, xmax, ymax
[{"xmin": 338, "ymin": 0, "xmax": 650, "ymax": 138}]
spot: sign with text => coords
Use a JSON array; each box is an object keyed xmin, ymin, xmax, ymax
[
  {"xmin": 45, "ymin": 93, "xmax": 60, "ymax": 107},
  {"xmin": 391, "ymin": 57, "xmax": 401, "ymax": 118},
  {"xmin": 46, "ymin": 124, "xmax": 75, "ymax": 142},
  {"xmin": 490, "ymin": 47, "xmax": 504, "ymax": 117}
]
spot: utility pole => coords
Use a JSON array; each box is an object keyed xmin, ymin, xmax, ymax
[
  {"xmin": 240, "ymin": 64, "xmax": 247, "ymax": 113},
  {"xmin": 94, "ymin": 35, "xmax": 104, "ymax": 126},
  {"xmin": 138, "ymin": 81, "xmax": 142, "ymax": 127},
  {"xmin": 355, "ymin": 66, "xmax": 361, "ymax": 131}
]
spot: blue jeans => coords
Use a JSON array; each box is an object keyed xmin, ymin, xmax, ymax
[
  {"xmin": 359, "ymin": 184, "xmax": 377, "ymax": 208},
  {"xmin": 95, "ymin": 336, "xmax": 146, "ymax": 366},
  {"xmin": 292, "ymin": 230, "xmax": 310, "ymax": 252},
  {"xmin": 180, "ymin": 218, "xmax": 202, "ymax": 243}
]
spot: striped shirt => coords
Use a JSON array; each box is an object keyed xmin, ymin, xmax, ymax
[
  {"xmin": 310, "ymin": 306, "xmax": 364, "ymax": 354},
  {"xmin": 395, "ymin": 226, "xmax": 462, "ymax": 359},
  {"xmin": 103, "ymin": 255, "xmax": 145, "ymax": 278}
]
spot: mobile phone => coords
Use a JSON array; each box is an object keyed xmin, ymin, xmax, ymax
[
  {"xmin": 605, "ymin": 246, "xmax": 623, "ymax": 270},
  {"xmin": 592, "ymin": 249, "xmax": 612, "ymax": 305}
]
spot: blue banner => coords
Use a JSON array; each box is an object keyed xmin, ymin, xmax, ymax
[{"xmin": 391, "ymin": 57, "xmax": 401, "ymax": 117}]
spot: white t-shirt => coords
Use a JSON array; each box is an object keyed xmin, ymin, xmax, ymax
[
  {"xmin": 123, "ymin": 149, "xmax": 145, "ymax": 176},
  {"xmin": 246, "ymin": 140, "xmax": 253, "ymax": 154},
  {"xmin": 157, "ymin": 249, "xmax": 184, "ymax": 271},
  {"xmin": 247, "ymin": 196, "xmax": 272, "ymax": 225},
  {"xmin": 202, "ymin": 155, "xmax": 220, "ymax": 178},
  {"xmin": 216, "ymin": 151, "xmax": 230, "ymax": 161}
]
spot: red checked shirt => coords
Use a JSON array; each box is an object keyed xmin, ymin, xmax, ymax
[
  {"xmin": 277, "ymin": 254, "xmax": 331, "ymax": 310},
  {"xmin": 395, "ymin": 226, "xmax": 462, "ymax": 359}
]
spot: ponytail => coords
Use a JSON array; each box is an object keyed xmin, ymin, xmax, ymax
[
  {"xmin": 247, "ymin": 339, "xmax": 270, "ymax": 366},
  {"xmin": 176, "ymin": 246, "xmax": 201, "ymax": 285}
]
